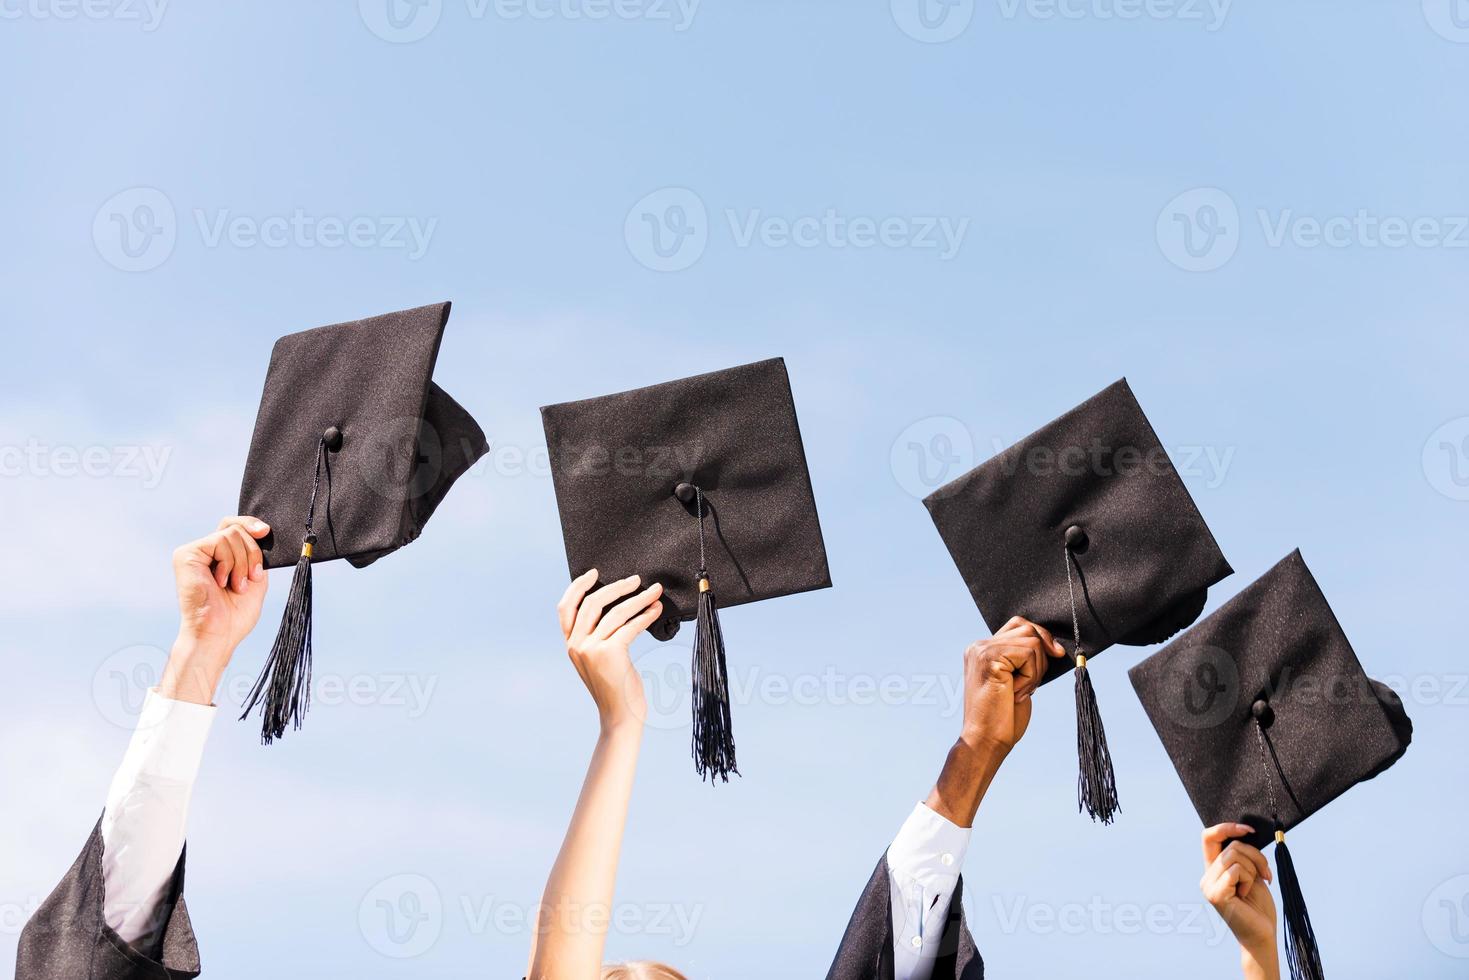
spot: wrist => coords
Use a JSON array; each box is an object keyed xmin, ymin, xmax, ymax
[
  {"xmin": 957, "ymin": 727, "xmax": 1015, "ymax": 759},
  {"xmin": 927, "ymin": 737, "xmax": 1008, "ymax": 828},
  {"xmin": 598, "ymin": 715, "xmax": 644, "ymax": 743},
  {"xmin": 157, "ymin": 635, "xmax": 232, "ymax": 706},
  {"xmin": 1240, "ymin": 943, "xmax": 1281, "ymax": 980}
]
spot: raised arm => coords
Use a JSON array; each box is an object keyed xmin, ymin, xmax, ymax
[
  {"xmin": 926, "ymin": 616, "xmax": 1067, "ymax": 827},
  {"xmin": 526, "ymin": 571, "xmax": 664, "ymax": 980},
  {"xmin": 1200, "ymin": 823, "xmax": 1281, "ymax": 980},
  {"xmin": 17, "ymin": 516, "xmax": 270, "ymax": 980},
  {"xmin": 103, "ymin": 516, "xmax": 272, "ymax": 949},
  {"xmin": 829, "ymin": 616, "xmax": 1066, "ymax": 980}
]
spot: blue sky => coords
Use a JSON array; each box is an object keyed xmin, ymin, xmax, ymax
[{"xmin": 2, "ymin": 2, "xmax": 1467, "ymax": 977}]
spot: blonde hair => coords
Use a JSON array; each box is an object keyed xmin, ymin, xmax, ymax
[{"xmin": 601, "ymin": 963, "xmax": 688, "ymax": 980}]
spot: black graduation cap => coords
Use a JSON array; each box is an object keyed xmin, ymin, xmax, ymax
[
  {"xmin": 923, "ymin": 378, "xmax": 1233, "ymax": 823},
  {"xmin": 237, "ymin": 301, "xmax": 488, "ymax": 743},
  {"xmin": 1128, "ymin": 549, "xmax": 1412, "ymax": 980},
  {"xmin": 541, "ymin": 357, "xmax": 832, "ymax": 781}
]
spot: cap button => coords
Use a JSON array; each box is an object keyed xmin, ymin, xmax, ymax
[
  {"xmin": 1251, "ymin": 699, "xmax": 1274, "ymax": 727},
  {"xmin": 1064, "ymin": 524, "xmax": 1088, "ymax": 552},
  {"xmin": 323, "ymin": 425, "xmax": 344, "ymax": 452},
  {"xmin": 673, "ymin": 482, "xmax": 697, "ymax": 504}
]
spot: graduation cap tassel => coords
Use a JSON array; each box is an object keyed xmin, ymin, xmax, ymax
[
  {"xmin": 241, "ymin": 433, "xmax": 331, "ymax": 743},
  {"xmin": 1252, "ymin": 711, "xmax": 1325, "ymax": 980},
  {"xmin": 689, "ymin": 486, "xmax": 738, "ymax": 782},
  {"xmin": 1065, "ymin": 542, "xmax": 1119, "ymax": 824}
]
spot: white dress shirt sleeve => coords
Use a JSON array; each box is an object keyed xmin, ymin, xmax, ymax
[
  {"xmin": 99, "ymin": 689, "xmax": 215, "ymax": 950},
  {"xmin": 887, "ymin": 802, "xmax": 972, "ymax": 980}
]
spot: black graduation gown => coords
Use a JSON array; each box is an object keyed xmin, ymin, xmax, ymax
[
  {"xmin": 826, "ymin": 854, "xmax": 984, "ymax": 980},
  {"xmin": 14, "ymin": 819, "xmax": 200, "ymax": 979}
]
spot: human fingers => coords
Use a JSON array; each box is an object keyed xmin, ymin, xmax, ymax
[
  {"xmin": 594, "ymin": 583, "xmax": 664, "ymax": 639},
  {"xmin": 571, "ymin": 574, "xmax": 642, "ymax": 643},
  {"xmin": 557, "ymin": 569, "xmax": 599, "ymax": 640}
]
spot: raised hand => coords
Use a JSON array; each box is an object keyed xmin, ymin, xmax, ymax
[
  {"xmin": 159, "ymin": 516, "xmax": 271, "ymax": 705},
  {"xmin": 556, "ymin": 569, "xmax": 664, "ymax": 732},
  {"xmin": 1201, "ymin": 823, "xmax": 1281, "ymax": 980}
]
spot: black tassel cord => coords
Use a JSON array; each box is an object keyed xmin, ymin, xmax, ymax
[
  {"xmin": 1065, "ymin": 544, "xmax": 1119, "ymax": 824},
  {"xmin": 1254, "ymin": 721, "xmax": 1326, "ymax": 980},
  {"xmin": 240, "ymin": 435, "xmax": 329, "ymax": 743},
  {"xmin": 690, "ymin": 486, "xmax": 738, "ymax": 782}
]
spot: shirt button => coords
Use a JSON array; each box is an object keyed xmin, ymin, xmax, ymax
[
  {"xmin": 941, "ymin": 853, "xmax": 955, "ymax": 866},
  {"xmin": 911, "ymin": 936, "xmax": 923, "ymax": 948}
]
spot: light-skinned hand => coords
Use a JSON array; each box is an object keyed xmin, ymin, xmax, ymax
[
  {"xmin": 556, "ymin": 570, "xmax": 664, "ymax": 733},
  {"xmin": 158, "ymin": 516, "xmax": 271, "ymax": 705}
]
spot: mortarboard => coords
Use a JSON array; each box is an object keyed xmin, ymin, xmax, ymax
[
  {"xmin": 1128, "ymin": 549, "xmax": 1412, "ymax": 980},
  {"xmin": 237, "ymin": 301, "xmax": 488, "ymax": 742},
  {"xmin": 923, "ymin": 378, "xmax": 1233, "ymax": 823},
  {"xmin": 541, "ymin": 357, "xmax": 832, "ymax": 781}
]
